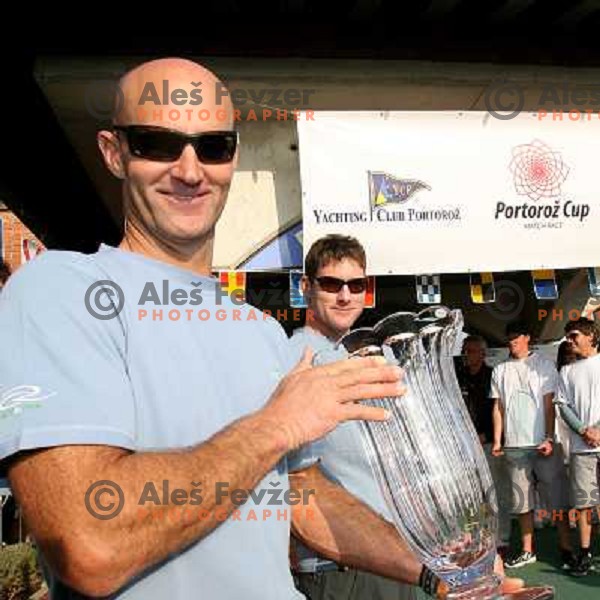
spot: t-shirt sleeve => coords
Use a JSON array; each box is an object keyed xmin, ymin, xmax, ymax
[
  {"xmin": 556, "ymin": 368, "xmax": 574, "ymax": 408},
  {"xmin": 489, "ymin": 366, "xmax": 501, "ymax": 401},
  {"xmin": 540, "ymin": 359, "xmax": 559, "ymax": 396},
  {"xmin": 0, "ymin": 253, "xmax": 136, "ymax": 463}
]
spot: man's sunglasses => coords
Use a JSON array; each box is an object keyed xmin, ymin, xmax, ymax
[
  {"xmin": 314, "ymin": 276, "xmax": 368, "ymax": 294},
  {"xmin": 113, "ymin": 126, "xmax": 238, "ymax": 164}
]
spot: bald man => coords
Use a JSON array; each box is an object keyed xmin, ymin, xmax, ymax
[{"xmin": 0, "ymin": 59, "xmax": 522, "ymax": 600}]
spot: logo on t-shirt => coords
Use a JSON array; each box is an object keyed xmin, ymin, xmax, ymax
[{"xmin": 0, "ymin": 385, "xmax": 55, "ymax": 419}]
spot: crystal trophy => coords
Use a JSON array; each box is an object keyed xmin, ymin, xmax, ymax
[{"xmin": 335, "ymin": 307, "xmax": 553, "ymax": 600}]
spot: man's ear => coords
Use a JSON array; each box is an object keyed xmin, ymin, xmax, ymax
[
  {"xmin": 300, "ymin": 275, "xmax": 311, "ymax": 296},
  {"xmin": 97, "ymin": 130, "xmax": 126, "ymax": 179}
]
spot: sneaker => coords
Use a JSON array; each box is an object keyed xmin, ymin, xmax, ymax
[
  {"xmin": 505, "ymin": 551, "xmax": 537, "ymax": 569},
  {"xmin": 571, "ymin": 552, "xmax": 595, "ymax": 577},
  {"xmin": 560, "ymin": 549, "xmax": 578, "ymax": 571}
]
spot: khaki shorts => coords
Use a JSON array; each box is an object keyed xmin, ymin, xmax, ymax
[
  {"xmin": 569, "ymin": 453, "xmax": 600, "ymax": 509},
  {"xmin": 504, "ymin": 445, "xmax": 569, "ymax": 514}
]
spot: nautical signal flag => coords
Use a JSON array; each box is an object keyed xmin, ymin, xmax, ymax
[
  {"xmin": 587, "ymin": 268, "xmax": 600, "ymax": 297},
  {"xmin": 218, "ymin": 271, "xmax": 246, "ymax": 302},
  {"xmin": 531, "ymin": 269, "xmax": 558, "ymax": 300},
  {"xmin": 416, "ymin": 274, "xmax": 441, "ymax": 304},
  {"xmin": 470, "ymin": 272, "xmax": 495, "ymax": 304},
  {"xmin": 364, "ymin": 276, "xmax": 376, "ymax": 309},
  {"xmin": 289, "ymin": 270, "xmax": 307, "ymax": 308}
]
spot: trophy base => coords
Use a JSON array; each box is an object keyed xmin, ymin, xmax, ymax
[
  {"xmin": 445, "ymin": 578, "xmax": 554, "ymax": 600},
  {"xmin": 501, "ymin": 586, "xmax": 554, "ymax": 600}
]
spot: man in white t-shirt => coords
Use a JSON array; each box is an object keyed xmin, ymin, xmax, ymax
[
  {"xmin": 491, "ymin": 321, "xmax": 573, "ymax": 570},
  {"xmin": 557, "ymin": 318, "xmax": 600, "ymax": 577}
]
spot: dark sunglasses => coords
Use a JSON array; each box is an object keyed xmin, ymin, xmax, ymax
[
  {"xmin": 113, "ymin": 125, "xmax": 238, "ymax": 164},
  {"xmin": 314, "ymin": 276, "xmax": 368, "ymax": 294}
]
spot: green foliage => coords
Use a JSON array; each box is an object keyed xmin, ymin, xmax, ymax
[{"xmin": 0, "ymin": 543, "xmax": 43, "ymax": 600}]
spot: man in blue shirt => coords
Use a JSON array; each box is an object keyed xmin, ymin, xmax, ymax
[
  {"xmin": 0, "ymin": 57, "xmax": 440, "ymax": 599},
  {"xmin": 289, "ymin": 234, "xmax": 416, "ymax": 599},
  {"xmin": 0, "ymin": 57, "xmax": 524, "ymax": 600}
]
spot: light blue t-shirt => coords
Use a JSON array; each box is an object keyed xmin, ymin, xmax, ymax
[
  {"xmin": 0, "ymin": 245, "xmax": 302, "ymax": 600},
  {"xmin": 288, "ymin": 327, "xmax": 392, "ymax": 573}
]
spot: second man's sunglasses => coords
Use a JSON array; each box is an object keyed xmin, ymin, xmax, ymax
[
  {"xmin": 315, "ymin": 276, "xmax": 369, "ymax": 294},
  {"xmin": 113, "ymin": 125, "xmax": 238, "ymax": 164}
]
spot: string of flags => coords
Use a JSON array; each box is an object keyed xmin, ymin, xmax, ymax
[
  {"xmin": 213, "ymin": 267, "xmax": 600, "ymax": 309},
  {"xmin": 218, "ymin": 271, "xmax": 247, "ymax": 302},
  {"xmin": 531, "ymin": 269, "xmax": 558, "ymax": 300},
  {"xmin": 415, "ymin": 274, "xmax": 441, "ymax": 304},
  {"xmin": 469, "ymin": 272, "xmax": 496, "ymax": 304},
  {"xmin": 588, "ymin": 267, "xmax": 600, "ymax": 297}
]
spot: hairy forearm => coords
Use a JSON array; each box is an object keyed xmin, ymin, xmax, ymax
[
  {"xmin": 10, "ymin": 411, "xmax": 289, "ymax": 595},
  {"xmin": 290, "ymin": 466, "xmax": 421, "ymax": 585}
]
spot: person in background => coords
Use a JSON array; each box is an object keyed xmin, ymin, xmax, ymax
[
  {"xmin": 288, "ymin": 242, "xmax": 523, "ymax": 599},
  {"xmin": 455, "ymin": 335, "xmax": 511, "ymax": 557},
  {"xmin": 491, "ymin": 321, "xmax": 574, "ymax": 570},
  {"xmin": 556, "ymin": 318, "xmax": 600, "ymax": 577},
  {"xmin": 556, "ymin": 341, "xmax": 578, "ymax": 372},
  {"xmin": 289, "ymin": 234, "xmax": 415, "ymax": 600},
  {"xmin": 554, "ymin": 340, "xmax": 578, "ymax": 462}
]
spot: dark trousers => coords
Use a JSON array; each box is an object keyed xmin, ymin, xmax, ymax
[{"xmin": 295, "ymin": 569, "xmax": 417, "ymax": 600}]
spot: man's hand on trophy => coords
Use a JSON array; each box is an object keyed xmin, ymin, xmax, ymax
[{"xmin": 261, "ymin": 347, "xmax": 405, "ymax": 450}]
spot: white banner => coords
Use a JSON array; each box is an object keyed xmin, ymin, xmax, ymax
[{"xmin": 298, "ymin": 111, "xmax": 599, "ymax": 275}]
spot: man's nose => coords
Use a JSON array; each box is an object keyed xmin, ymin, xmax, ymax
[
  {"xmin": 171, "ymin": 144, "xmax": 204, "ymax": 184},
  {"xmin": 337, "ymin": 284, "xmax": 352, "ymax": 302}
]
